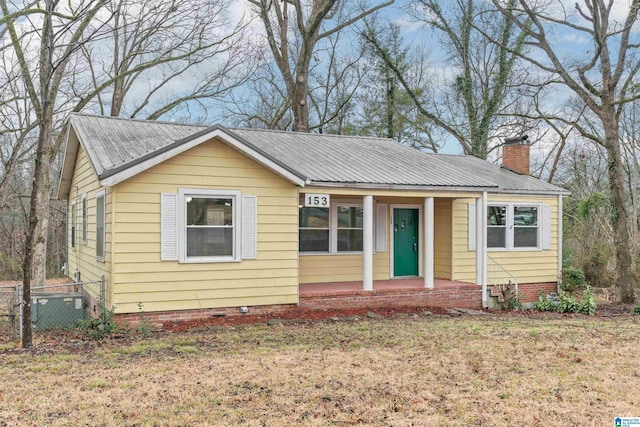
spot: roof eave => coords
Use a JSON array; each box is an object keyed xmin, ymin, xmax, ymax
[
  {"xmin": 55, "ymin": 121, "xmax": 78, "ymax": 200},
  {"xmin": 307, "ymin": 181, "xmax": 570, "ymax": 196},
  {"xmin": 307, "ymin": 181, "xmax": 498, "ymax": 193},
  {"xmin": 492, "ymin": 189, "xmax": 571, "ymax": 196},
  {"xmin": 98, "ymin": 125, "xmax": 308, "ymax": 188}
]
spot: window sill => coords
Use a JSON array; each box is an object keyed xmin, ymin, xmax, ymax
[
  {"xmin": 179, "ymin": 257, "xmax": 241, "ymax": 264},
  {"xmin": 488, "ymin": 247, "xmax": 542, "ymax": 252},
  {"xmin": 299, "ymin": 251, "xmax": 364, "ymax": 256}
]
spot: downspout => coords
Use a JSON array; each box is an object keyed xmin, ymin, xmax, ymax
[
  {"xmin": 64, "ymin": 199, "xmax": 68, "ymax": 277},
  {"xmin": 481, "ymin": 191, "xmax": 488, "ymax": 309},
  {"xmin": 296, "ymin": 187, "xmax": 301, "ymax": 306},
  {"xmin": 557, "ymin": 194, "xmax": 563, "ymax": 292}
]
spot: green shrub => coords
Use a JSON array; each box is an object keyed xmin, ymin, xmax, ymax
[
  {"xmin": 557, "ymin": 293, "xmax": 582, "ymax": 313},
  {"xmin": 533, "ymin": 291, "xmax": 557, "ymax": 312},
  {"xmin": 508, "ymin": 295, "xmax": 522, "ymax": 310},
  {"xmin": 580, "ymin": 286, "xmax": 597, "ymax": 315},
  {"xmin": 76, "ymin": 305, "xmax": 120, "ymax": 339},
  {"xmin": 533, "ymin": 287, "xmax": 596, "ymax": 315},
  {"xmin": 632, "ymin": 303, "xmax": 640, "ymax": 315},
  {"xmin": 135, "ymin": 302, "xmax": 154, "ymax": 337},
  {"xmin": 560, "ymin": 267, "xmax": 587, "ymax": 294}
]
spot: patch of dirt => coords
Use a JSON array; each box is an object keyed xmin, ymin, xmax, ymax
[
  {"xmin": 594, "ymin": 302, "xmax": 636, "ymax": 316},
  {"xmin": 162, "ymin": 306, "xmax": 449, "ymax": 332}
]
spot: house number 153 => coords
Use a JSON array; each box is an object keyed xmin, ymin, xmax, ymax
[{"xmin": 304, "ymin": 193, "xmax": 330, "ymax": 207}]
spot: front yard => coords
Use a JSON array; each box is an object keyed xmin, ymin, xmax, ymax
[{"xmin": 0, "ymin": 313, "xmax": 639, "ymax": 426}]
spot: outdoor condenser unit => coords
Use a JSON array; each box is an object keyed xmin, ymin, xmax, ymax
[{"xmin": 30, "ymin": 293, "xmax": 85, "ymax": 330}]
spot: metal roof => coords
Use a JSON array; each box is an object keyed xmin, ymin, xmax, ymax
[
  {"xmin": 69, "ymin": 113, "xmax": 208, "ymax": 177},
  {"xmin": 430, "ymin": 154, "xmax": 569, "ymax": 195},
  {"xmin": 57, "ymin": 113, "xmax": 568, "ymax": 198},
  {"xmin": 228, "ymin": 128, "xmax": 497, "ymax": 189}
]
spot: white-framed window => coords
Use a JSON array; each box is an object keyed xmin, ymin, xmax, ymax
[
  {"xmin": 299, "ymin": 207, "xmax": 330, "ymax": 252},
  {"xmin": 96, "ymin": 190, "xmax": 105, "ymax": 261},
  {"xmin": 81, "ymin": 193, "xmax": 87, "ymax": 244},
  {"xmin": 487, "ymin": 205, "xmax": 507, "ymax": 248},
  {"xmin": 71, "ymin": 201, "xmax": 77, "ymax": 249},
  {"xmin": 335, "ymin": 204, "xmax": 363, "ymax": 252},
  {"xmin": 513, "ymin": 205, "xmax": 539, "ymax": 248},
  {"xmin": 487, "ymin": 203, "xmax": 541, "ymax": 250},
  {"xmin": 178, "ymin": 189, "xmax": 241, "ymax": 263},
  {"xmin": 298, "ymin": 201, "xmax": 368, "ymax": 254}
]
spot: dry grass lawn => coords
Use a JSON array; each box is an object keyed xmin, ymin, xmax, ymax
[{"xmin": 1, "ymin": 314, "xmax": 639, "ymax": 426}]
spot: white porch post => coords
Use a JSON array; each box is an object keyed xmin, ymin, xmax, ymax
[
  {"xmin": 424, "ymin": 197, "xmax": 434, "ymax": 288},
  {"xmin": 363, "ymin": 195, "xmax": 374, "ymax": 291},
  {"xmin": 557, "ymin": 194, "xmax": 563, "ymax": 291},
  {"xmin": 481, "ymin": 191, "xmax": 488, "ymax": 308}
]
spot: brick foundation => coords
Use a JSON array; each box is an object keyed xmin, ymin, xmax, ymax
[
  {"xmin": 114, "ymin": 303, "xmax": 295, "ymax": 327},
  {"xmin": 490, "ymin": 282, "xmax": 558, "ymax": 303},
  {"xmin": 111, "ymin": 283, "xmax": 556, "ymax": 327},
  {"xmin": 299, "ymin": 286, "xmax": 482, "ymax": 310}
]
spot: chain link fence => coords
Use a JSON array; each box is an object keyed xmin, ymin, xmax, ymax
[
  {"xmin": 0, "ymin": 277, "xmax": 105, "ymax": 341},
  {"xmin": 0, "ymin": 283, "xmax": 19, "ymax": 340}
]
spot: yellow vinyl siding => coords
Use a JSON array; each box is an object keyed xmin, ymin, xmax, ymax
[
  {"xmin": 451, "ymin": 195, "xmax": 559, "ymax": 284},
  {"xmin": 66, "ymin": 141, "xmax": 112, "ymax": 306},
  {"xmin": 300, "ymin": 253, "xmax": 390, "ymax": 283},
  {"xmin": 434, "ymin": 199, "xmax": 452, "ymax": 279},
  {"xmin": 111, "ymin": 137, "xmax": 299, "ymax": 314}
]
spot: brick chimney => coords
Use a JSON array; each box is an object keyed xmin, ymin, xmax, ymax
[{"xmin": 502, "ymin": 135, "xmax": 531, "ymax": 175}]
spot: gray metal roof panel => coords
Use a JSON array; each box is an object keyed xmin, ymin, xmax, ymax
[
  {"xmin": 431, "ymin": 154, "xmax": 569, "ymax": 195},
  {"xmin": 70, "ymin": 113, "xmax": 207, "ymax": 177},
  {"xmin": 229, "ymin": 128, "xmax": 497, "ymax": 188}
]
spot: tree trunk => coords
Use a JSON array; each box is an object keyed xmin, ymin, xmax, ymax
[
  {"xmin": 385, "ymin": 68, "xmax": 395, "ymax": 139},
  {"xmin": 22, "ymin": 120, "xmax": 52, "ymax": 347},
  {"xmin": 603, "ymin": 112, "xmax": 635, "ymax": 303},
  {"xmin": 291, "ymin": 70, "xmax": 310, "ymax": 132},
  {"xmin": 31, "ymin": 160, "xmax": 52, "ymax": 287}
]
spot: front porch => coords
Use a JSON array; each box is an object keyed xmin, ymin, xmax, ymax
[
  {"xmin": 299, "ymin": 191, "xmax": 493, "ymax": 308},
  {"xmin": 299, "ymin": 278, "xmax": 482, "ymax": 310}
]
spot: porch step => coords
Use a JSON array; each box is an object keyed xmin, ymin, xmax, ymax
[{"xmin": 488, "ymin": 286, "xmax": 501, "ymax": 298}]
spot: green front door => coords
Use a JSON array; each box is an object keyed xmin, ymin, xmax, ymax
[{"xmin": 393, "ymin": 208, "xmax": 419, "ymax": 277}]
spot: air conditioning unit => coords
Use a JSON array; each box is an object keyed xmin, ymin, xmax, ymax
[{"xmin": 31, "ymin": 293, "xmax": 85, "ymax": 330}]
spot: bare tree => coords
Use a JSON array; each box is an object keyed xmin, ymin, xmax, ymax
[
  {"xmin": 494, "ymin": 0, "xmax": 640, "ymax": 302},
  {"xmin": 247, "ymin": 0, "xmax": 393, "ymax": 132},
  {"xmin": 620, "ymin": 99, "xmax": 640, "ymax": 245},
  {"xmin": 75, "ymin": 0, "xmax": 254, "ymax": 120},
  {"xmin": 228, "ymin": 61, "xmax": 295, "ymax": 129},
  {"xmin": 308, "ymin": 28, "xmax": 364, "ymax": 134},
  {"xmin": 362, "ymin": 0, "xmax": 529, "ymax": 159},
  {"xmin": 1, "ymin": 0, "xmax": 111, "ymax": 348}
]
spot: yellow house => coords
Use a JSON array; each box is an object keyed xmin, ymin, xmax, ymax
[{"xmin": 57, "ymin": 114, "xmax": 569, "ymax": 322}]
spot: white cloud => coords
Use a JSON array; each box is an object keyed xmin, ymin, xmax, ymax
[
  {"xmin": 391, "ymin": 14, "xmax": 423, "ymax": 33},
  {"xmin": 561, "ymin": 33, "xmax": 590, "ymax": 45}
]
